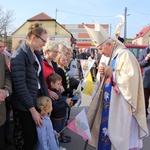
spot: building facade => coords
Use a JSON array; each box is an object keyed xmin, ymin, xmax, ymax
[
  {"xmin": 132, "ymin": 25, "xmax": 150, "ymax": 45},
  {"xmin": 12, "ymin": 12, "xmax": 73, "ymax": 51},
  {"xmin": 62, "ymin": 24, "xmax": 109, "ymax": 48},
  {"xmin": 12, "ymin": 12, "xmax": 109, "ymax": 50}
]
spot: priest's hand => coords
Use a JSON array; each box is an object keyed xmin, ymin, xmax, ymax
[
  {"xmin": 105, "ymin": 66, "xmax": 113, "ymax": 77},
  {"xmin": 98, "ymin": 66, "xmax": 105, "ymax": 76},
  {"xmin": 98, "ymin": 65, "xmax": 113, "ymax": 77}
]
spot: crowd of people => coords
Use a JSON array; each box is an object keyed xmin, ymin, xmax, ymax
[
  {"xmin": 75, "ymin": 47, "xmax": 101, "ymax": 81},
  {"xmin": 0, "ymin": 22, "xmax": 81, "ymax": 150},
  {"xmin": 0, "ymin": 20, "xmax": 149, "ymax": 150}
]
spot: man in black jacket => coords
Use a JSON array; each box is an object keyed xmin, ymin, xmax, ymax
[{"xmin": 139, "ymin": 46, "xmax": 150, "ymax": 117}]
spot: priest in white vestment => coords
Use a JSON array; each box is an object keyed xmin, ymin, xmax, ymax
[{"xmin": 84, "ymin": 20, "xmax": 149, "ymax": 150}]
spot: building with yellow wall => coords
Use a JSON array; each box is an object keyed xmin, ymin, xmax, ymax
[{"xmin": 12, "ymin": 12, "xmax": 73, "ymax": 51}]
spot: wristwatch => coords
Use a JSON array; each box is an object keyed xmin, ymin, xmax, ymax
[{"xmin": 5, "ymin": 89, "xmax": 9, "ymax": 97}]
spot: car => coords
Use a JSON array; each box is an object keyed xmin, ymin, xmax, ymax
[
  {"xmin": 125, "ymin": 44, "xmax": 147, "ymax": 59},
  {"xmin": 125, "ymin": 44, "xmax": 147, "ymax": 74}
]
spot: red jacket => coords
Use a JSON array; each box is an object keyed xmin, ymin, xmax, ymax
[{"xmin": 42, "ymin": 60, "xmax": 54, "ymax": 88}]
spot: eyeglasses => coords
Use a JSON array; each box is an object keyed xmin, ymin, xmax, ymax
[{"xmin": 34, "ymin": 34, "xmax": 46, "ymax": 43}]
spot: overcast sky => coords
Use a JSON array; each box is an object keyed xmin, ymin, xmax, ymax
[{"xmin": 2, "ymin": 0, "xmax": 150, "ymax": 38}]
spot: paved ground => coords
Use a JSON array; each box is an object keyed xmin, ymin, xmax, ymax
[
  {"xmin": 60, "ymin": 93, "xmax": 94, "ymax": 150},
  {"xmin": 6, "ymin": 93, "xmax": 150, "ymax": 150},
  {"xmin": 57, "ymin": 94, "xmax": 150, "ymax": 150}
]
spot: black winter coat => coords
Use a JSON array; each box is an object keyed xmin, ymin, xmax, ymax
[{"xmin": 10, "ymin": 41, "xmax": 49, "ymax": 111}]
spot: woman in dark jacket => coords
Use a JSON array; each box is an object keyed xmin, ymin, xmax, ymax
[{"xmin": 10, "ymin": 22, "xmax": 49, "ymax": 150}]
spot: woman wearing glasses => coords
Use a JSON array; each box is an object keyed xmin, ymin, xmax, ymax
[{"xmin": 10, "ymin": 22, "xmax": 49, "ymax": 150}]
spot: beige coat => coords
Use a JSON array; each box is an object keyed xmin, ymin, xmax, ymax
[
  {"xmin": 87, "ymin": 45, "xmax": 149, "ymax": 149},
  {"xmin": 0, "ymin": 53, "xmax": 12, "ymax": 126}
]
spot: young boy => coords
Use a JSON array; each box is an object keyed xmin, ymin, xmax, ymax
[
  {"xmin": 36, "ymin": 96, "xmax": 66, "ymax": 150},
  {"xmin": 48, "ymin": 73, "xmax": 72, "ymax": 143}
]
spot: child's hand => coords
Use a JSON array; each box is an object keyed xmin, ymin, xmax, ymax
[
  {"xmin": 56, "ymin": 133, "xmax": 60, "ymax": 138},
  {"xmin": 70, "ymin": 100, "xmax": 74, "ymax": 107},
  {"xmin": 59, "ymin": 86, "xmax": 65, "ymax": 93},
  {"xmin": 73, "ymin": 89, "xmax": 76, "ymax": 95},
  {"xmin": 66, "ymin": 98, "xmax": 72, "ymax": 107}
]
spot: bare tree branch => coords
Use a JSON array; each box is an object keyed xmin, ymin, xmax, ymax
[{"xmin": 0, "ymin": 5, "xmax": 14, "ymax": 35}]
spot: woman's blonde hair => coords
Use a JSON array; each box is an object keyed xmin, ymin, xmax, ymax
[{"xmin": 42, "ymin": 40, "xmax": 58, "ymax": 54}]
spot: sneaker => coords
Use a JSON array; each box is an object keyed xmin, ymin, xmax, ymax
[
  {"xmin": 59, "ymin": 137, "xmax": 71, "ymax": 143},
  {"xmin": 61, "ymin": 133, "xmax": 71, "ymax": 140},
  {"xmin": 60, "ymin": 146, "xmax": 66, "ymax": 150},
  {"xmin": 64, "ymin": 135, "xmax": 71, "ymax": 140}
]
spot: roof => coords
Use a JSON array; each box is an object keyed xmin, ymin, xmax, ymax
[
  {"xmin": 27, "ymin": 12, "xmax": 53, "ymax": 21},
  {"xmin": 12, "ymin": 12, "xmax": 72, "ymax": 37},
  {"xmin": 134, "ymin": 25, "xmax": 150, "ymax": 39},
  {"xmin": 28, "ymin": 12, "xmax": 72, "ymax": 35},
  {"xmin": 12, "ymin": 12, "xmax": 54, "ymax": 35}
]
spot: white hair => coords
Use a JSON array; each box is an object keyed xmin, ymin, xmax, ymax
[
  {"xmin": 43, "ymin": 40, "xmax": 58, "ymax": 53},
  {"xmin": 102, "ymin": 38, "xmax": 113, "ymax": 46}
]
